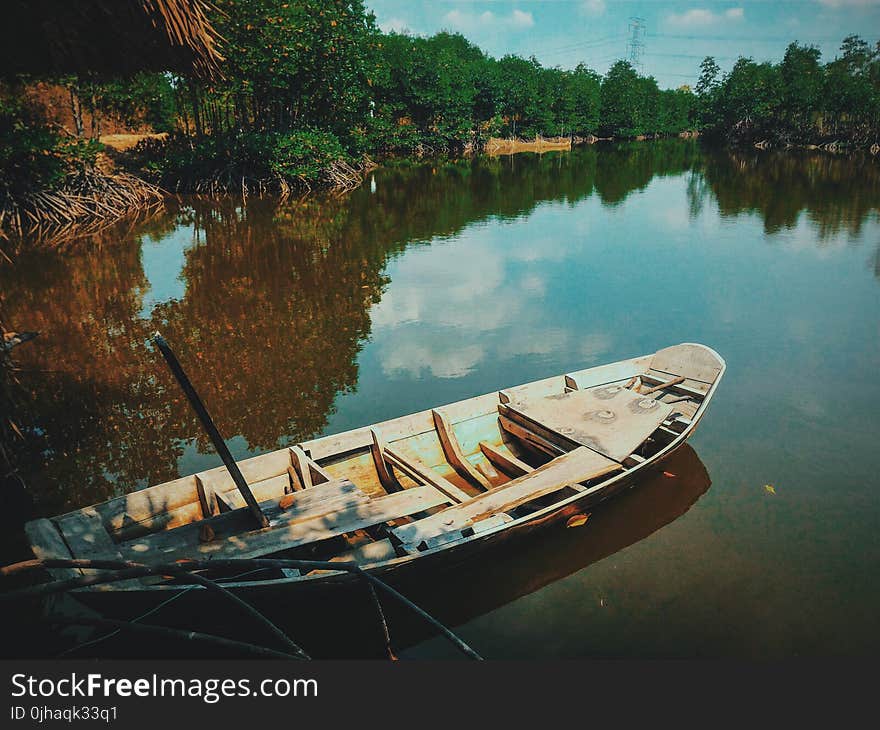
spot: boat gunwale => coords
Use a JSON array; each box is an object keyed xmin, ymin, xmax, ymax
[{"xmin": 64, "ymin": 343, "xmax": 725, "ymax": 594}]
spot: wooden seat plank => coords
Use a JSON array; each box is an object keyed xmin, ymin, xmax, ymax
[
  {"xmin": 497, "ymin": 414, "xmax": 565, "ymax": 457},
  {"xmin": 640, "ymin": 370, "xmax": 709, "ymax": 397},
  {"xmin": 391, "ymin": 447, "xmax": 619, "ymax": 548},
  {"xmin": 432, "ymin": 409, "xmax": 491, "ymax": 490},
  {"xmin": 213, "ymin": 473, "xmax": 290, "ymax": 510},
  {"xmin": 503, "ymin": 386, "xmax": 674, "ymax": 462},
  {"xmin": 56, "ymin": 509, "xmax": 123, "ymax": 562},
  {"xmin": 120, "ymin": 485, "xmax": 449, "ymax": 564},
  {"xmin": 384, "ymin": 445, "xmax": 472, "ymax": 503},
  {"xmin": 479, "ymin": 441, "xmax": 534, "ymax": 477},
  {"xmin": 119, "ymin": 478, "xmax": 369, "ymax": 553}
]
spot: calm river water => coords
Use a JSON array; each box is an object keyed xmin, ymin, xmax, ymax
[{"xmin": 2, "ymin": 140, "xmax": 879, "ymax": 658}]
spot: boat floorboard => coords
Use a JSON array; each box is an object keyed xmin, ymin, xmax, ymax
[{"xmin": 118, "ymin": 485, "xmax": 451, "ymax": 564}]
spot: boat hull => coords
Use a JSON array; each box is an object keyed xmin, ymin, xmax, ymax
[
  {"xmin": 69, "ymin": 443, "xmax": 711, "ymax": 657},
  {"xmin": 27, "ymin": 342, "xmax": 726, "ymax": 641}
]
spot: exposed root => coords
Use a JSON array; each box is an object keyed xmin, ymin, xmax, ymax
[
  {"xmin": 0, "ymin": 167, "xmax": 164, "ymax": 247},
  {"xmin": 168, "ymin": 156, "xmax": 377, "ymax": 200}
]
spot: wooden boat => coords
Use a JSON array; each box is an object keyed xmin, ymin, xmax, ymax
[{"xmin": 24, "ymin": 342, "xmax": 725, "ymax": 602}]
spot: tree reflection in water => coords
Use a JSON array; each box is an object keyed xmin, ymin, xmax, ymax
[{"xmin": 1, "ymin": 141, "xmax": 878, "ymax": 526}]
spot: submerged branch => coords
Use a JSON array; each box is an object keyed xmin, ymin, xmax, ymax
[
  {"xmin": 1, "ymin": 557, "xmax": 483, "ymax": 660},
  {"xmin": 46, "ymin": 616, "xmax": 303, "ymax": 660}
]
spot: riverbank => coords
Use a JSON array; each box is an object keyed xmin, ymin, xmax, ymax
[
  {"xmin": 705, "ymin": 117, "xmax": 880, "ymax": 154},
  {"xmin": 3, "ymin": 130, "xmax": 877, "ymax": 251},
  {"xmin": 748, "ymin": 136, "xmax": 879, "ymax": 154},
  {"xmin": 1, "ymin": 132, "xmax": 566, "ymax": 248},
  {"xmin": 0, "ymin": 130, "xmax": 377, "ymax": 250},
  {"xmin": 0, "ymin": 163, "xmax": 164, "ymax": 247}
]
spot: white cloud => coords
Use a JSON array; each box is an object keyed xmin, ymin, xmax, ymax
[
  {"xmin": 442, "ymin": 9, "xmax": 534, "ymax": 32},
  {"xmin": 379, "ymin": 17, "xmax": 412, "ymax": 34},
  {"xmin": 442, "ymin": 9, "xmax": 491, "ymax": 32},
  {"xmin": 578, "ymin": 333, "xmax": 613, "ymax": 363},
  {"xmin": 368, "ymin": 213, "xmax": 590, "ymax": 381},
  {"xmin": 497, "ymin": 328, "xmax": 570, "ymax": 359},
  {"xmin": 817, "ymin": 0, "xmax": 880, "ymax": 7},
  {"xmin": 519, "ymin": 273, "xmax": 546, "ymax": 295},
  {"xmin": 380, "ymin": 340, "xmax": 486, "ymax": 379},
  {"xmin": 666, "ymin": 7, "xmax": 745, "ymax": 27},
  {"xmin": 581, "ymin": 0, "xmax": 607, "ymax": 16},
  {"xmin": 511, "ymin": 10, "xmax": 535, "ymax": 28}
]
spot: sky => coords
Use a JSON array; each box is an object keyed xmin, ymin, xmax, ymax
[{"xmin": 367, "ymin": 0, "xmax": 880, "ymax": 89}]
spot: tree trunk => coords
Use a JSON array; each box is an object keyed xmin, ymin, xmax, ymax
[
  {"xmin": 89, "ymin": 93, "xmax": 102, "ymax": 139},
  {"xmin": 189, "ymin": 83, "xmax": 203, "ymax": 138},
  {"xmin": 69, "ymin": 88, "xmax": 84, "ymax": 137}
]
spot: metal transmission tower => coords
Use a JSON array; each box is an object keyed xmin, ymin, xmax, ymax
[{"xmin": 626, "ymin": 17, "xmax": 646, "ymax": 72}]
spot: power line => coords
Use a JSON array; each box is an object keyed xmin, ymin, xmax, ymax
[
  {"xmin": 645, "ymin": 52, "xmax": 738, "ymax": 61},
  {"xmin": 539, "ymin": 34, "xmax": 626, "ymax": 58},
  {"xmin": 648, "ymin": 33, "xmax": 870, "ymax": 44}
]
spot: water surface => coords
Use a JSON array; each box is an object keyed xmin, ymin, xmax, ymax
[{"xmin": 2, "ymin": 141, "xmax": 879, "ymax": 658}]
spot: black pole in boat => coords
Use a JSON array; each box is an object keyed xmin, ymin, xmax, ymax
[{"xmin": 152, "ymin": 333, "xmax": 269, "ymax": 529}]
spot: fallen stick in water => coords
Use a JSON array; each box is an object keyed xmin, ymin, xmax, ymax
[{"xmin": 1, "ymin": 557, "xmax": 482, "ymax": 660}]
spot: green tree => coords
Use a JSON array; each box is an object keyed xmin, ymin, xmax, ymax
[
  {"xmin": 714, "ymin": 57, "xmax": 781, "ymax": 134},
  {"xmin": 565, "ymin": 64, "xmax": 602, "ymax": 135},
  {"xmin": 207, "ymin": 0, "xmax": 379, "ymax": 137},
  {"xmin": 97, "ymin": 73, "xmax": 178, "ymax": 133},
  {"xmin": 600, "ymin": 60, "xmax": 644, "ymax": 137},
  {"xmin": 779, "ymin": 43, "xmax": 823, "ymax": 133},
  {"xmin": 695, "ymin": 56, "xmax": 721, "ymax": 128},
  {"xmin": 495, "ymin": 55, "xmax": 553, "ymax": 137},
  {"xmin": 657, "ymin": 87, "xmax": 694, "ymax": 134}
]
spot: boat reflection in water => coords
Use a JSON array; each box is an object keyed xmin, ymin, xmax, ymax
[{"xmin": 384, "ymin": 443, "xmax": 712, "ymax": 658}]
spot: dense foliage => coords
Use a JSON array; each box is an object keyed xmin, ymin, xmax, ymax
[
  {"xmin": 3, "ymin": 0, "xmax": 880, "ymax": 212},
  {"xmin": 144, "ymin": 1, "xmax": 697, "ymax": 157},
  {"xmin": 147, "ymin": 128, "xmax": 354, "ymax": 190},
  {"xmin": 0, "ymin": 93, "xmax": 102, "ymax": 195},
  {"xmin": 695, "ymin": 36, "xmax": 880, "ymax": 145}
]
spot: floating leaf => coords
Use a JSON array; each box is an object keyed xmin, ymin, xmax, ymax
[
  {"xmin": 279, "ymin": 493, "xmax": 296, "ymax": 510},
  {"xmin": 764, "ymin": 484, "xmax": 776, "ymax": 495},
  {"xmin": 566, "ymin": 513, "xmax": 590, "ymax": 528}
]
